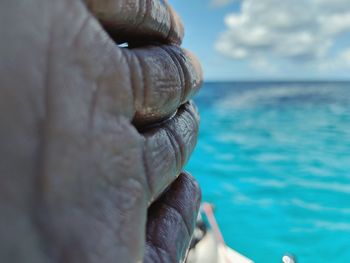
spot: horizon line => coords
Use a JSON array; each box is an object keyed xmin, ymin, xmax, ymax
[{"xmin": 204, "ymin": 79, "xmax": 350, "ymax": 83}]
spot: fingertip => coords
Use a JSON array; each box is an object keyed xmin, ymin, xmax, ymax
[
  {"xmin": 183, "ymin": 100, "xmax": 200, "ymax": 124},
  {"xmin": 165, "ymin": 1, "xmax": 184, "ymax": 45},
  {"xmin": 161, "ymin": 46, "xmax": 203, "ymax": 104},
  {"xmin": 126, "ymin": 45, "xmax": 202, "ymax": 127},
  {"xmin": 144, "ymin": 172, "xmax": 202, "ymax": 263},
  {"xmin": 183, "ymin": 49, "xmax": 204, "ymax": 97},
  {"xmin": 179, "ymin": 171, "xmax": 202, "ymax": 205},
  {"xmin": 141, "ymin": 102, "xmax": 200, "ymax": 201},
  {"xmin": 164, "ymin": 172, "xmax": 202, "ymax": 229},
  {"xmin": 84, "ymin": 0, "xmax": 184, "ymax": 45}
]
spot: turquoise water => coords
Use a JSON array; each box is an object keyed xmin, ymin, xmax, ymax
[{"xmin": 186, "ymin": 82, "xmax": 350, "ymax": 262}]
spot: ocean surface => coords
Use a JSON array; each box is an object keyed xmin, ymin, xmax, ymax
[{"xmin": 186, "ymin": 82, "xmax": 350, "ymax": 263}]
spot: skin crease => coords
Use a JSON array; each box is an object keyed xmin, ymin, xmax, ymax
[{"xmin": 0, "ymin": 0, "xmax": 202, "ymax": 263}]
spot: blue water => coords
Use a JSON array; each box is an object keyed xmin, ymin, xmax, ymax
[{"xmin": 186, "ymin": 82, "xmax": 350, "ymax": 263}]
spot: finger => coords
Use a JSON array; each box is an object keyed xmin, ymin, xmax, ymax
[
  {"xmin": 83, "ymin": 0, "xmax": 184, "ymax": 45},
  {"xmin": 50, "ymin": 1, "xmax": 202, "ymax": 126},
  {"xmin": 122, "ymin": 45, "xmax": 202, "ymax": 126},
  {"xmin": 144, "ymin": 172, "xmax": 202, "ymax": 263},
  {"xmin": 142, "ymin": 102, "xmax": 199, "ymax": 203}
]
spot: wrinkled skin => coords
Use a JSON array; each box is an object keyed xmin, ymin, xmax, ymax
[{"xmin": 0, "ymin": 0, "xmax": 202, "ymax": 262}]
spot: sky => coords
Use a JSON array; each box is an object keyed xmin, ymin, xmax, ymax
[{"xmin": 168, "ymin": 0, "xmax": 350, "ymax": 81}]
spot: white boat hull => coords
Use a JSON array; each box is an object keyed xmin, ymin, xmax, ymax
[{"xmin": 186, "ymin": 231, "xmax": 254, "ymax": 263}]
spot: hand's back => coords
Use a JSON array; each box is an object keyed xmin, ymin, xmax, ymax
[{"xmin": 0, "ymin": 0, "xmax": 202, "ymax": 262}]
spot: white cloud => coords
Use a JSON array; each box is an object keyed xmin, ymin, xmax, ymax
[
  {"xmin": 251, "ymin": 57, "xmax": 277, "ymax": 73},
  {"xmin": 319, "ymin": 12, "xmax": 350, "ymax": 35},
  {"xmin": 215, "ymin": 0, "xmax": 350, "ymax": 72},
  {"xmin": 210, "ymin": 0, "xmax": 239, "ymax": 8},
  {"xmin": 318, "ymin": 48, "xmax": 350, "ymax": 71}
]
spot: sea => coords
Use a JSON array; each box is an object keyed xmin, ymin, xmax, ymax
[{"xmin": 186, "ymin": 82, "xmax": 350, "ymax": 263}]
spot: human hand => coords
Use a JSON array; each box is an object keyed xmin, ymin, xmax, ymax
[{"xmin": 0, "ymin": 0, "xmax": 202, "ymax": 262}]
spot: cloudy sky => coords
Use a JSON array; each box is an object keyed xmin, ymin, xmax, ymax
[{"xmin": 168, "ymin": 0, "xmax": 350, "ymax": 81}]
